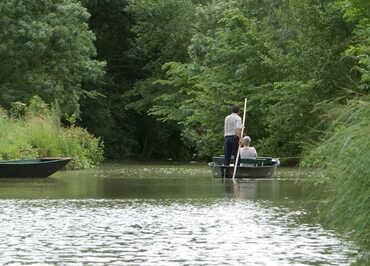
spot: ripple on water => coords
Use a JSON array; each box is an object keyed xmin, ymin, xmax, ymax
[{"xmin": 0, "ymin": 199, "xmax": 357, "ymax": 265}]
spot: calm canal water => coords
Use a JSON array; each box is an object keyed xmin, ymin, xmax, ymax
[{"xmin": 0, "ymin": 162, "xmax": 357, "ymax": 265}]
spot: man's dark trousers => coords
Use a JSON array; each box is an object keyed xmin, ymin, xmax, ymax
[{"xmin": 224, "ymin": 135, "xmax": 239, "ymax": 166}]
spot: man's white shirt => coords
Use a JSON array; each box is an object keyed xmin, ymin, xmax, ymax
[{"xmin": 224, "ymin": 113, "xmax": 242, "ymax": 136}]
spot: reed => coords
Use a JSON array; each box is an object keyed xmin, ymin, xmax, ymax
[{"xmin": 302, "ymin": 96, "xmax": 370, "ymax": 262}]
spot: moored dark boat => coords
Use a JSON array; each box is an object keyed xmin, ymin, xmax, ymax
[
  {"xmin": 0, "ymin": 157, "xmax": 71, "ymax": 178},
  {"xmin": 208, "ymin": 156, "xmax": 279, "ymax": 178}
]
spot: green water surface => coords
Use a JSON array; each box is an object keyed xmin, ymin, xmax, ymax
[{"xmin": 0, "ymin": 162, "xmax": 357, "ymax": 265}]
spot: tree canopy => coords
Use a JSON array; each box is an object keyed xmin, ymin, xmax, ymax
[
  {"xmin": 0, "ymin": 0, "xmax": 105, "ymax": 117},
  {"xmin": 0, "ymin": 0, "xmax": 368, "ymax": 161}
]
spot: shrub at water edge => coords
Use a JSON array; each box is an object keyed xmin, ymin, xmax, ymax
[{"xmin": 0, "ymin": 97, "xmax": 104, "ymax": 169}]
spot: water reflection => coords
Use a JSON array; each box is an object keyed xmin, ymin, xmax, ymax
[
  {"xmin": 0, "ymin": 163, "xmax": 358, "ymax": 265},
  {"xmin": 0, "ymin": 199, "xmax": 356, "ymax": 265},
  {"xmin": 214, "ymin": 178, "xmax": 304, "ymax": 202}
]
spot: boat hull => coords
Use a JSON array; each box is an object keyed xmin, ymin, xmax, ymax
[
  {"xmin": 0, "ymin": 158, "xmax": 71, "ymax": 178},
  {"xmin": 208, "ymin": 162, "xmax": 277, "ymax": 178}
]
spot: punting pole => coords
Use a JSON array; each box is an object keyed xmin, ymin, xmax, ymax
[{"xmin": 232, "ymin": 98, "xmax": 247, "ymax": 182}]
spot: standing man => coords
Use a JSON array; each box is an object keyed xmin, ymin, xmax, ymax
[{"xmin": 224, "ymin": 106, "xmax": 242, "ymax": 166}]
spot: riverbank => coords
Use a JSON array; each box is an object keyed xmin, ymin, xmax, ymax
[
  {"xmin": 302, "ymin": 96, "xmax": 370, "ymax": 264},
  {"xmin": 0, "ymin": 97, "xmax": 104, "ymax": 169}
]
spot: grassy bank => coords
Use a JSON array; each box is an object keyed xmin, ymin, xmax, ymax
[
  {"xmin": 0, "ymin": 97, "xmax": 104, "ymax": 169},
  {"xmin": 302, "ymin": 96, "xmax": 370, "ymax": 263}
]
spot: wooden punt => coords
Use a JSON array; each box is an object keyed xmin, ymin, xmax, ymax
[
  {"xmin": 0, "ymin": 157, "xmax": 71, "ymax": 178},
  {"xmin": 208, "ymin": 156, "xmax": 279, "ymax": 178}
]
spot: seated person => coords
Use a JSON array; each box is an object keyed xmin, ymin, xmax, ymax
[{"xmin": 240, "ymin": 136, "xmax": 257, "ymax": 166}]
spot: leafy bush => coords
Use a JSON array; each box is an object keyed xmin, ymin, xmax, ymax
[{"xmin": 0, "ymin": 97, "xmax": 104, "ymax": 169}]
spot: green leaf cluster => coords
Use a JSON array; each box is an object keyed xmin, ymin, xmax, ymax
[
  {"xmin": 143, "ymin": 0, "xmax": 353, "ymax": 160},
  {"xmin": 0, "ymin": 0, "xmax": 105, "ymax": 117}
]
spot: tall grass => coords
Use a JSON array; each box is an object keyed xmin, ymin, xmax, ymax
[
  {"xmin": 302, "ymin": 96, "xmax": 370, "ymax": 263},
  {"xmin": 0, "ymin": 109, "xmax": 38, "ymax": 159},
  {"xmin": 0, "ymin": 97, "xmax": 104, "ymax": 169}
]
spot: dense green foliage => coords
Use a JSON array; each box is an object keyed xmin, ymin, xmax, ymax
[
  {"xmin": 122, "ymin": 0, "xmax": 204, "ymax": 159},
  {"xmin": 147, "ymin": 0, "xmax": 354, "ymax": 162},
  {"xmin": 301, "ymin": 1, "xmax": 370, "ymax": 262},
  {"xmin": 78, "ymin": 0, "xmax": 139, "ymax": 158},
  {"xmin": 1, "ymin": 0, "xmax": 366, "ymax": 160},
  {"xmin": 302, "ymin": 97, "xmax": 370, "ymax": 262},
  {"xmin": 77, "ymin": 0, "xmax": 194, "ymax": 159},
  {"xmin": 0, "ymin": 0, "xmax": 105, "ymax": 117},
  {"xmin": 0, "ymin": 96, "xmax": 104, "ymax": 169}
]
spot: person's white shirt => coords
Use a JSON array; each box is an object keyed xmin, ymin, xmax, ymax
[
  {"xmin": 224, "ymin": 113, "xmax": 242, "ymax": 136},
  {"xmin": 240, "ymin": 146, "xmax": 257, "ymax": 167},
  {"xmin": 240, "ymin": 147, "xmax": 257, "ymax": 158}
]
